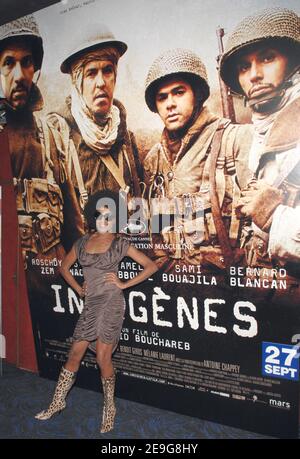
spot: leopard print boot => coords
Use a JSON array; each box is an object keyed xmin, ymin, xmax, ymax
[
  {"xmin": 35, "ymin": 366, "xmax": 77, "ymax": 420},
  {"xmin": 100, "ymin": 372, "xmax": 116, "ymax": 433}
]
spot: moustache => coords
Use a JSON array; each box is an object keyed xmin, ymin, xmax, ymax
[
  {"xmin": 12, "ymin": 83, "xmax": 29, "ymax": 95},
  {"xmin": 248, "ymin": 84, "xmax": 274, "ymax": 98}
]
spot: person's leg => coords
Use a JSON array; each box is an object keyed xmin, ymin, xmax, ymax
[
  {"xmin": 35, "ymin": 340, "xmax": 89, "ymax": 420},
  {"xmin": 65, "ymin": 340, "xmax": 90, "ymax": 372},
  {"xmin": 96, "ymin": 340, "xmax": 116, "ymax": 433}
]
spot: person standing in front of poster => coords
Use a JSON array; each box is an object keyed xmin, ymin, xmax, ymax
[
  {"xmin": 46, "ymin": 24, "xmax": 142, "ymax": 213},
  {"xmin": 143, "ymin": 48, "xmax": 253, "ymax": 272},
  {"xmin": 220, "ymin": 8, "xmax": 300, "ymax": 287},
  {"xmin": 35, "ymin": 190, "xmax": 158, "ymax": 433}
]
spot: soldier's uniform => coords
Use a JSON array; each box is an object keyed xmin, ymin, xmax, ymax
[
  {"xmin": 220, "ymin": 7, "xmax": 300, "ymax": 307},
  {"xmin": 220, "ymin": 8, "xmax": 300, "ymax": 316},
  {"xmin": 46, "ymin": 97, "xmax": 142, "ymax": 210},
  {"xmin": 144, "ymin": 48, "xmax": 253, "ymax": 271},
  {"xmin": 45, "ymin": 25, "xmax": 142, "ymax": 214},
  {"xmin": 0, "ymin": 17, "xmax": 83, "ymax": 294}
]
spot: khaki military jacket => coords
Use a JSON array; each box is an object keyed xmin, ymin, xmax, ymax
[
  {"xmin": 46, "ymin": 98, "xmax": 142, "ymax": 210},
  {"xmin": 251, "ymin": 96, "xmax": 300, "ymax": 268},
  {"xmin": 144, "ymin": 107, "xmax": 253, "ymax": 269},
  {"xmin": 7, "ymin": 85, "xmax": 83, "ymax": 269}
]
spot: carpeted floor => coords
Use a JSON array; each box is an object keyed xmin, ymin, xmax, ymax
[{"xmin": 0, "ymin": 361, "xmax": 278, "ymax": 439}]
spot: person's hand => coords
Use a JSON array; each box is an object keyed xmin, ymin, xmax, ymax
[
  {"xmin": 77, "ymin": 281, "xmax": 87, "ymax": 298},
  {"xmin": 104, "ymin": 272, "xmax": 125, "ymax": 289},
  {"xmin": 236, "ymin": 179, "xmax": 283, "ymax": 231}
]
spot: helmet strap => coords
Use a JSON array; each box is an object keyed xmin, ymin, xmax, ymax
[
  {"xmin": 246, "ymin": 79, "xmax": 293, "ymax": 113},
  {"xmin": 33, "ymin": 69, "xmax": 41, "ymax": 85}
]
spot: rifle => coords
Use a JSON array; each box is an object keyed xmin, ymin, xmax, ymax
[{"xmin": 216, "ymin": 26, "xmax": 236, "ymax": 122}]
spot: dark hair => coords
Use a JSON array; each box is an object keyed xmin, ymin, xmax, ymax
[{"xmin": 83, "ymin": 190, "xmax": 127, "ymax": 232}]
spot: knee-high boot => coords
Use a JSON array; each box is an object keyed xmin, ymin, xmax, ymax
[
  {"xmin": 100, "ymin": 372, "xmax": 116, "ymax": 433},
  {"xmin": 35, "ymin": 366, "xmax": 77, "ymax": 420}
]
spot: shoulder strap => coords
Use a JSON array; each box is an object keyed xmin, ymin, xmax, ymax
[
  {"xmin": 122, "ymin": 145, "xmax": 132, "ymax": 177},
  {"xmin": 209, "ymin": 121, "xmax": 234, "ymax": 269},
  {"xmin": 99, "ymin": 148, "xmax": 130, "ymax": 194},
  {"xmin": 34, "ymin": 113, "xmax": 55, "ymax": 183},
  {"xmin": 47, "ymin": 113, "xmax": 88, "ymax": 209},
  {"xmin": 69, "ymin": 138, "xmax": 89, "ymax": 208}
]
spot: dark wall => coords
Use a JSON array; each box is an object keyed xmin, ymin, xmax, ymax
[
  {"xmin": 0, "ymin": 129, "xmax": 38, "ymax": 372},
  {"xmin": 0, "ymin": 0, "xmax": 59, "ymax": 25}
]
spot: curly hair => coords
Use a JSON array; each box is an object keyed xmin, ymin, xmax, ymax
[{"xmin": 83, "ymin": 190, "xmax": 127, "ymax": 232}]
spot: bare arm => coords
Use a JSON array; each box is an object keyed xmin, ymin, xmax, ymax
[
  {"xmin": 105, "ymin": 245, "xmax": 158, "ymax": 289},
  {"xmin": 60, "ymin": 245, "xmax": 85, "ymax": 297}
]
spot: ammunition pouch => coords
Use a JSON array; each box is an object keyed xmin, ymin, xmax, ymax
[
  {"xmin": 183, "ymin": 215, "xmax": 205, "ymax": 246},
  {"xmin": 24, "ymin": 178, "xmax": 49, "ymax": 213},
  {"xmin": 151, "ymin": 192, "xmax": 213, "ymax": 259},
  {"xmin": 15, "ymin": 177, "xmax": 63, "ymax": 255},
  {"xmin": 34, "ymin": 213, "xmax": 61, "ymax": 253},
  {"xmin": 161, "ymin": 225, "xmax": 183, "ymax": 259},
  {"xmin": 152, "ymin": 191, "xmax": 244, "ymax": 269},
  {"xmin": 151, "ymin": 191, "xmax": 210, "ymax": 216},
  {"xmin": 157, "ymin": 227, "xmax": 243, "ymax": 269},
  {"xmin": 18, "ymin": 215, "xmax": 38, "ymax": 254},
  {"xmin": 48, "ymin": 183, "xmax": 64, "ymax": 223}
]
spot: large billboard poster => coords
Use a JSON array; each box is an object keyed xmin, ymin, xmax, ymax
[
  {"xmin": 1, "ymin": 0, "xmax": 300, "ymax": 438},
  {"xmin": 0, "ymin": 185, "xmax": 3, "ymax": 375}
]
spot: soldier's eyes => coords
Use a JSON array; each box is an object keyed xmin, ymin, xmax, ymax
[
  {"xmin": 3, "ymin": 57, "xmax": 15, "ymax": 67},
  {"xmin": 22, "ymin": 56, "xmax": 34, "ymax": 68},
  {"xmin": 156, "ymin": 94, "xmax": 167, "ymax": 102},
  {"xmin": 238, "ymin": 62, "xmax": 250, "ymax": 72},
  {"xmin": 102, "ymin": 65, "xmax": 114, "ymax": 75},
  {"xmin": 85, "ymin": 69, "xmax": 97, "ymax": 77},
  {"xmin": 261, "ymin": 53, "xmax": 275, "ymax": 63}
]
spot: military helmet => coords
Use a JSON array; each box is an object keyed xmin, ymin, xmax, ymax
[
  {"xmin": 60, "ymin": 24, "xmax": 127, "ymax": 74},
  {"xmin": 145, "ymin": 48, "xmax": 210, "ymax": 112},
  {"xmin": 0, "ymin": 14, "xmax": 44, "ymax": 71},
  {"xmin": 220, "ymin": 7, "xmax": 300, "ymax": 95}
]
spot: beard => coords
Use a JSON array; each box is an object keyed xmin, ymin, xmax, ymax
[{"xmin": 9, "ymin": 83, "xmax": 30, "ymax": 110}]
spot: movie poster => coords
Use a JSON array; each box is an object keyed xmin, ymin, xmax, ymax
[
  {"xmin": 1, "ymin": 0, "xmax": 300, "ymax": 438},
  {"xmin": 0, "ymin": 185, "xmax": 4, "ymax": 371}
]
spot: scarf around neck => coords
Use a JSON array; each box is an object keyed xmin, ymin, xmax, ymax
[
  {"xmin": 249, "ymin": 76, "xmax": 300, "ymax": 172},
  {"xmin": 70, "ymin": 48, "xmax": 121, "ymax": 155}
]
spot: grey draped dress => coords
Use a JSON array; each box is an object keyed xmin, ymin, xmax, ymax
[{"xmin": 72, "ymin": 234, "xmax": 130, "ymax": 353}]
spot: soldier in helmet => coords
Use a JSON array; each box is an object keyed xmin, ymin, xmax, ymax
[
  {"xmin": 220, "ymin": 7, "xmax": 300, "ymax": 273},
  {"xmin": 0, "ymin": 14, "xmax": 83, "ymax": 356},
  {"xmin": 144, "ymin": 48, "xmax": 253, "ymax": 271},
  {"xmin": 46, "ymin": 24, "xmax": 142, "ymax": 213},
  {"xmin": 0, "ymin": 14, "xmax": 83, "ymax": 259}
]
